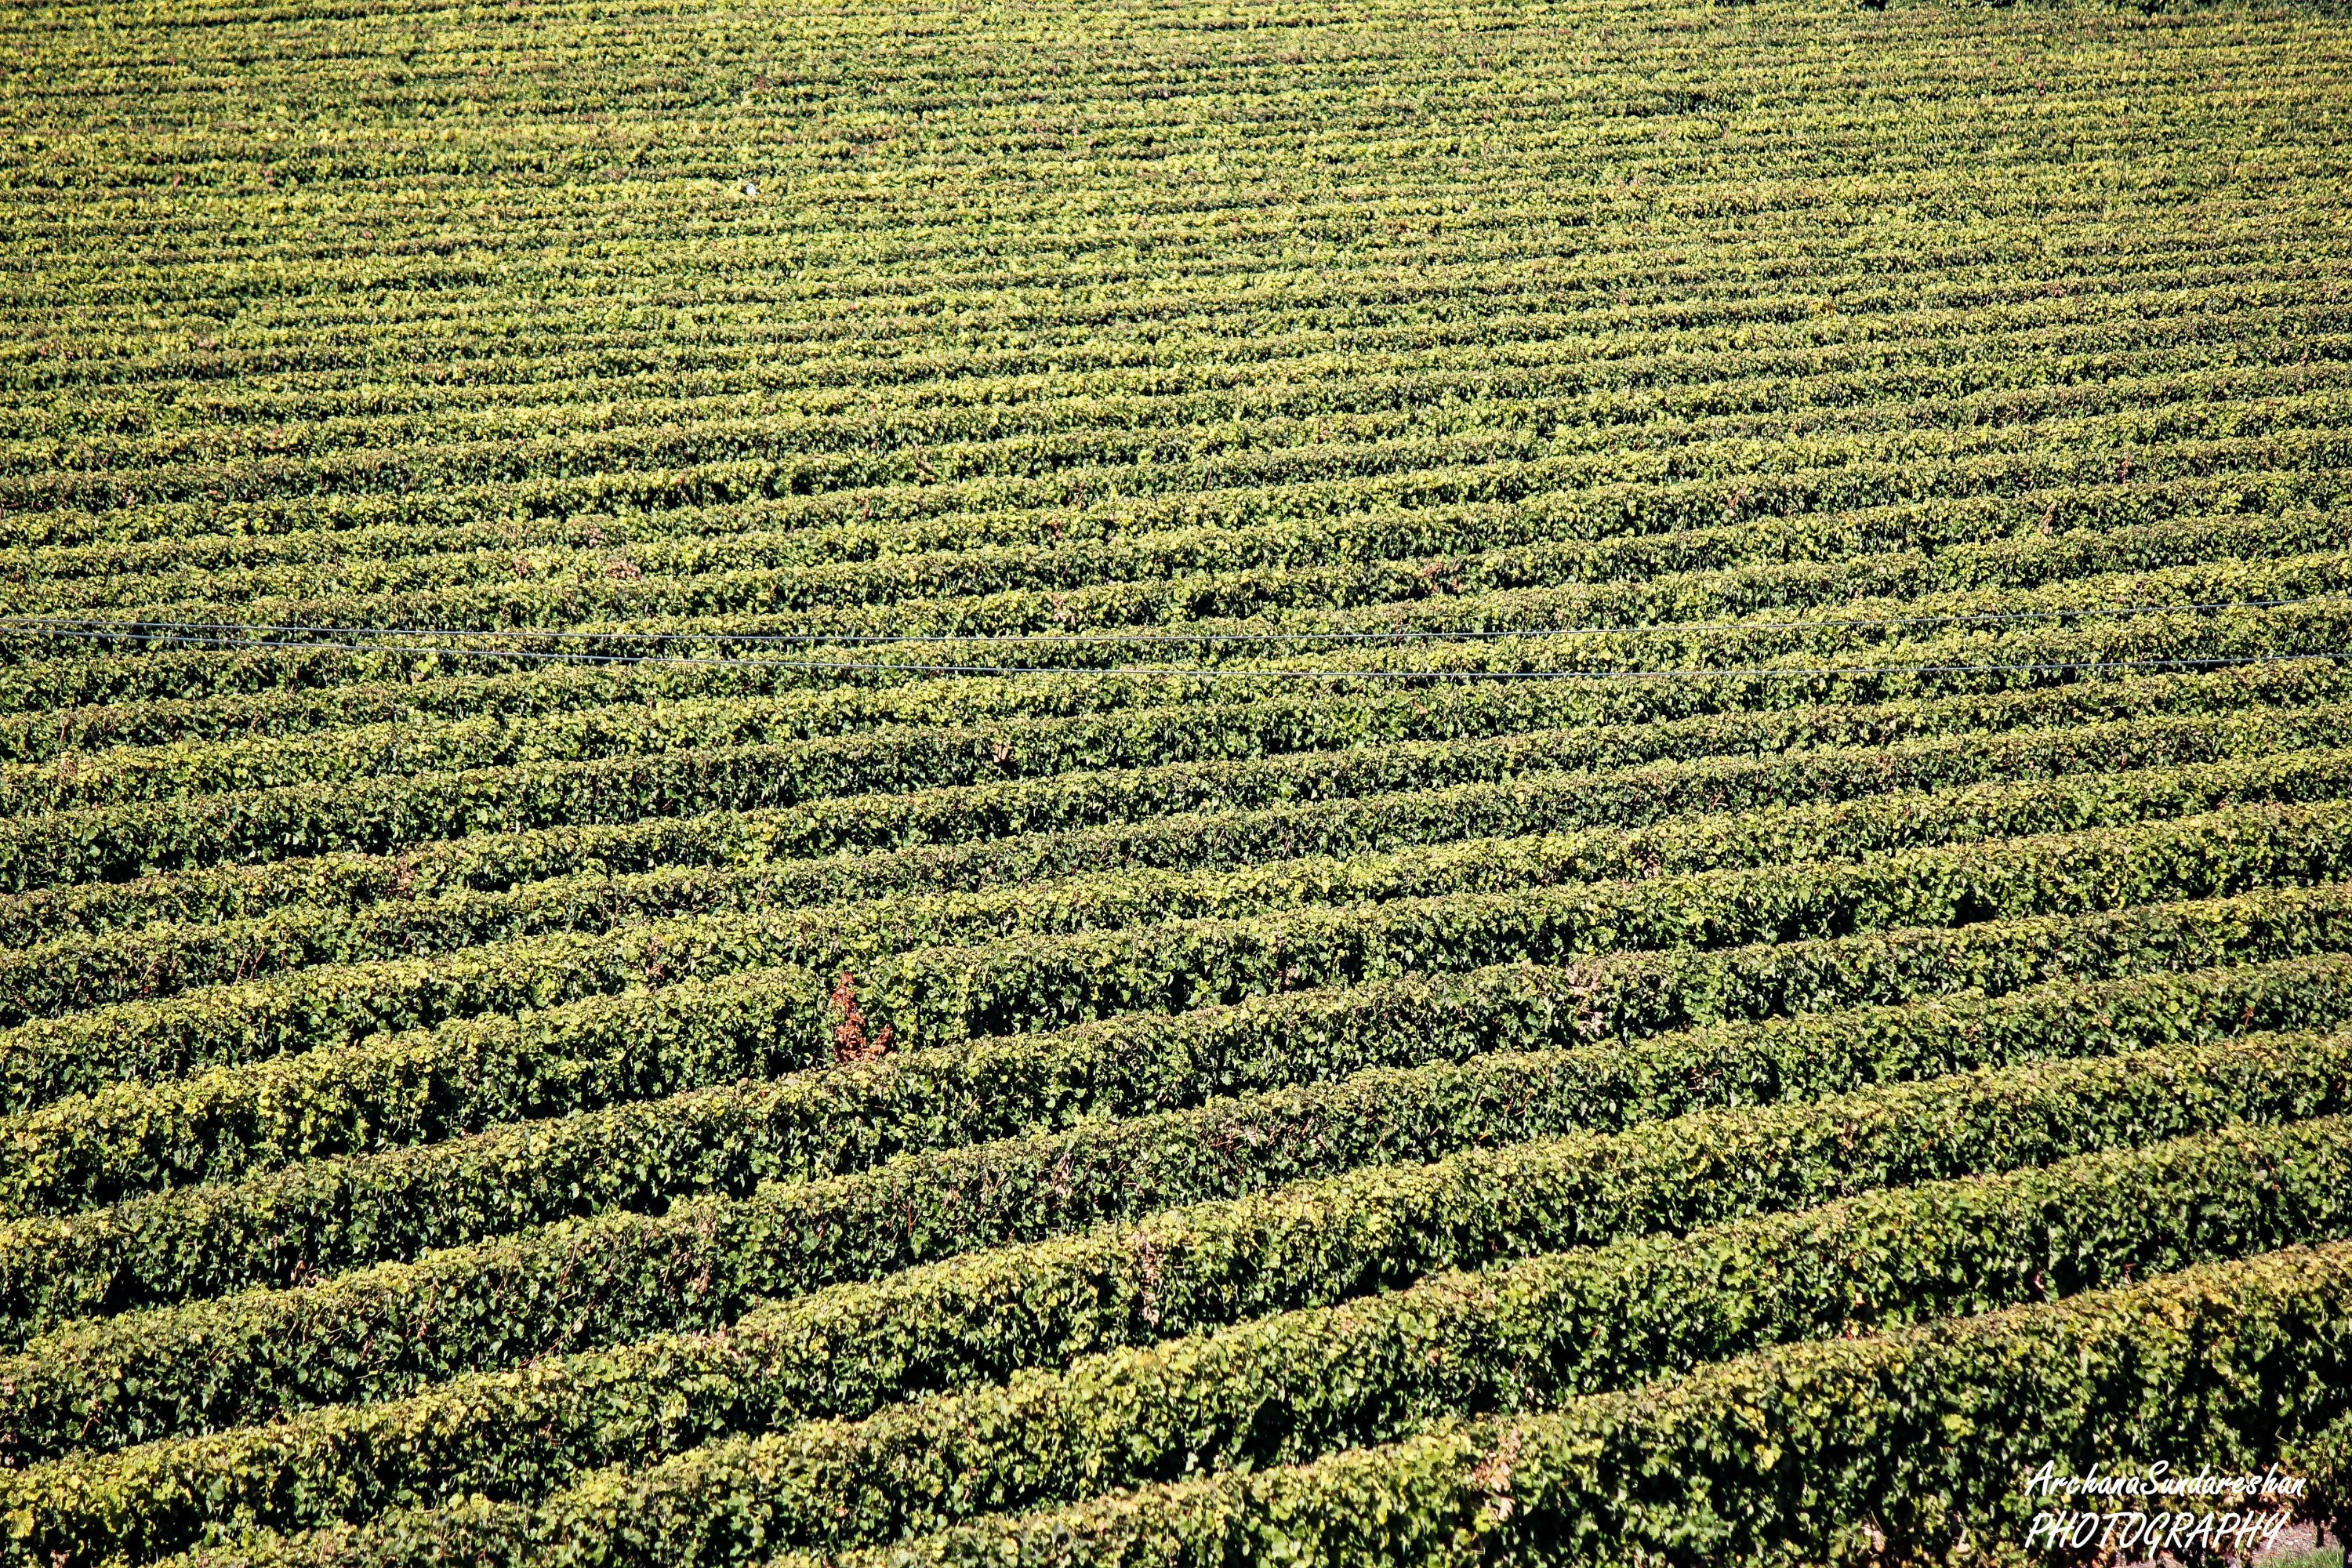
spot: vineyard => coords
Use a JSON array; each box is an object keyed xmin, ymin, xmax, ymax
[{"xmin": 2, "ymin": 0, "xmax": 2352, "ymax": 1563}]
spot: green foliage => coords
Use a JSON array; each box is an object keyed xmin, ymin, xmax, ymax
[
  {"xmin": 0, "ymin": 889, "xmax": 2342, "ymax": 1340},
  {"xmin": 8, "ymin": 751, "xmax": 2350, "ymax": 1214},
  {"xmin": 5, "ymin": 594, "xmax": 2348, "ymax": 895},
  {"xmin": 5, "ymin": 0, "xmax": 2351, "ymax": 1563},
  {"xmin": 5, "ymin": 516, "xmax": 2342, "ymax": 814},
  {"xmin": 9, "ymin": 794, "xmax": 2346, "ymax": 1114},
  {"xmin": 21, "ymin": 1116, "xmax": 2352, "ymax": 1565},
  {"xmin": 7, "ymin": 1018, "xmax": 2350, "ymax": 1474},
  {"xmin": 779, "ymin": 1243, "xmax": 2352, "ymax": 1568},
  {"xmin": 11, "ymin": 710, "xmax": 2347, "ymax": 1023},
  {"xmin": 3, "ymin": 662, "xmax": 2336, "ymax": 950}
]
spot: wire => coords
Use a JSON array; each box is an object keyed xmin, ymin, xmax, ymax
[{"xmin": 1, "ymin": 621, "xmax": 2341, "ymax": 683}]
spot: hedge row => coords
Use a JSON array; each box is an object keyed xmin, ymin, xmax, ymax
[
  {"xmin": 7, "ymin": 1017, "xmax": 2350, "ymax": 1470},
  {"xmin": 44, "ymin": 351, "xmax": 2348, "ymax": 510},
  {"xmin": 12, "ymin": 406, "xmax": 2336, "ymax": 640},
  {"xmin": 34, "ymin": 415, "xmax": 2350, "ymax": 612},
  {"xmin": 12, "ymin": 720, "xmax": 2347, "ymax": 1025},
  {"xmin": 17, "ymin": 349, "xmax": 2336, "ymax": 524},
  {"xmin": 13, "ymin": 452, "xmax": 2334, "ymax": 644},
  {"xmin": 5, "ymin": 907, "xmax": 2348, "ymax": 1335},
  {"xmin": 20, "ymin": 536, "xmax": 2352, "ymax": 735},
  {"xmin": 34, "ymin": 442, "xmax": 2352, "ymax": 659},
  {"xmin": 8, "ymin": 503, "xmax": 2340, "ymax": 815},
  {"xmin": 59, "ymin": 543, "xmax": 2352, "ymax": 710},
  {"xmin": 23, "ymin": 435, "xmax": 2338, "ymax": 626},
  {"xmin": 5, "ymin": 587, "xmax": 2349, "ymax": 893},
  {"xmin": 9, "ymin": 409, "xmax": 2324, "ymax": 659},
  {"xmin": 0, "ymin": 965, "xmax": 822, "ymax": 1224},
  {"xmin": 9, "ymin": 656, "xmax": 2341, "ymax": 949},
  {"xmin": 20, "ymin": 1113, "xmax": 2352, "ymax": 1567},
  {"xmin": 8, "ymin": 733, "xmax": 2352, "ymax": 1203},
  {"xmin": 16, "ymin": 394, "xmax": 2311, "ymax": 609},
  {"xmin": 34, "ymin": 355, "xmax": 2216, "ymax": 510},
  {"xmin": 29, "ymin": 334, "xmax": 2281, "ymax": 496},
  {"xmin": 7, "ymin": 742, "xmax": 2350, "ymax": 1217},
  {"xmin": 757, "ymin": 1241, "xmax": 2352, "ymax": 1568},
  {"xmin": 16, "ymin": 239, "xmax": 2329, "ymax": 365},
  {"xmin": 20, "ymin": 505, "xmax": 2350, "ymax": 686},
  {"xmin": 23, "ymin": 228, "xmax": 2317, "ymax": 344},
  {"xmin": 24, "ymin": 286, "xmax": 2332, "ymax": 477},
  {"xmin": 1, "ymin": 472, "xmax": 2324, "ymax": 745},
  {"xmin": 851, "ymin": 799, "xmax": 2352, "ymax": 1046},
  {"xmin": 7, "ymin": 794, "xmax": 2349, "ymax": 1115},
  {"xmin": 16, "ymin": 257, "xmax": 2330, "ymax": 446},
  {"xmin": 26, "ymin": 280, "xmax": 2327, "ymax": 440},
  {"xmin": 28, "ymin": 446, "xmax": 2340, "ymax": 608}
]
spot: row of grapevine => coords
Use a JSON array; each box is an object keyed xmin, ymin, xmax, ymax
[{"xmin": 7, "ymin": 0, "xmax": 2352, "ymax": 1561}]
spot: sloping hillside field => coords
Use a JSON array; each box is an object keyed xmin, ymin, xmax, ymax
[{"xmin": 4, "ymin": 0, "xmax": 2352, "ymax": 1562}]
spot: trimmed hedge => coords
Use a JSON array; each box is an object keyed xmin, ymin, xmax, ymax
[
  {"xmin": 764, "ymin": 1241, "xmax": 2352, "ymax": 1568},
  {"xmin": 7, "ymin": 797, "xmax": 2350, "ymax": 1114},
  {"xmin": 11, "ymin": 16, "xmax": 2352, "ymax": 1567},
  {"xmin": 10, "ymin": 750, "xmax": 2351, "ymax": 1212},
  {"xmin": 11, "ymin": 710, "xmax": 2347, "ymax": 1024},
  {"xmin": 0, "ymin": 966, "xmax": 827, "ymax": 1221},
  {"xmin": 5, "ymin": 659, "xmax": 2341, "ymax": 952},
  {"xmin": 37, "ymin": 517, "xmax": 2352, "ymax": 681},
  {"xmin": 9, "ymin": 289, "xmax": 2342, "ymax": 554},
  {"xmin": 15, "ymin": 506, "xmax": 2343, "ymax": 813},
  {"xmin": 12, "ymin": 372, "xmax": 2341, "ymax": 607},
  {"xmin": 3, "ymin": 498, "xmax": 2338, "ymax": 751},
  {"xmin": 5, "ymin": 335, "xmax": 2326, "ymax": 559},
  {"xmin": 852, "ymin": 801, "xmax": 2352, "ymax": 1047},
  {"xmin": 3, "ymin": 594, "xmax": 2347, "ymax": 893},
  {"xmin": 0, "ymin": 909, "xmax": 2343, "ymax": 1338},
  {"xmin": 19, "ymin": 1113, "xmax": 2352, "ymax": 1565},
  {"xmin": 4, "ymin": 1021, "xmax": 2350, "ymax": 1472},
  {"xmin": 0, "ymin": 891, "xmax": 2348, "ymax": 1338}
]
